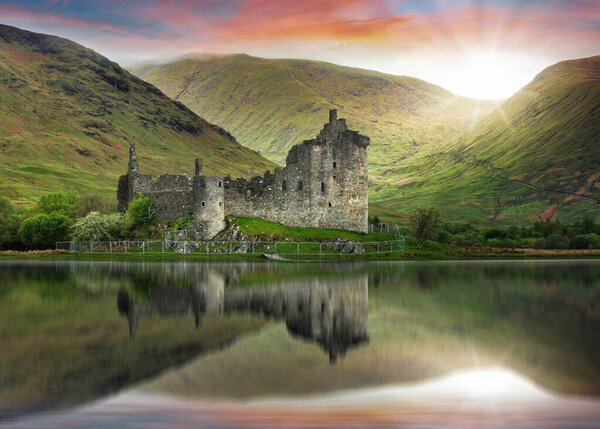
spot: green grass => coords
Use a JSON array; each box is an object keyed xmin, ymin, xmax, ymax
[
  {"xmin": 229, "ymin": 216, "xmax": 396, "ymax": 242},
  {"xmin": 0, "ymin": 25, "xmax": 276, "ymax": 208}
]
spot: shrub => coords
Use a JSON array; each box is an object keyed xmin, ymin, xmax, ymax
[
  {"xmin": 70, "ymin": 212, "xmax": 129, "ymax": 241},
  {"xmin": 37, "ymin": 192, "xmax": 79, "ymax": 218},
  {"xmin": 127, "ymin": 197, "xmax": 154, "ymax": 228},
  {"xmin": 570, "ymin": 234, "xmax": 600, "ymax": 250},
  {"xmin": 533, "ymin": 239, "xmax": 545, "ymax": 249},
  {"xmin": 18, "ymin": 213, "xmax": 72, "ymax": 248},
  {"xmin": 484, "ymin": 228, "xmax": 506, "ymax": 240},
  {"xmin": 544, "ymin": 234, "xmax": 569, "ymax": 249}
]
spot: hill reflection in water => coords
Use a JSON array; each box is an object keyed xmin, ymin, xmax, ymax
[{"xmin": 1, "ymin": 260, "xmax": 600, "ymax": 426}]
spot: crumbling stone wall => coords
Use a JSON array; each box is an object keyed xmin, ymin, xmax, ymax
[
  {"xmin": 117, "ymin": 110, "xmax": 369, "ymax": 236},
  {"xmin": 116, "ymin": 144, "xmax": 224, "ymax": 238},
  {"xmin": 224, "ymin": 109, "xmax": 369, "ymax": 232}
]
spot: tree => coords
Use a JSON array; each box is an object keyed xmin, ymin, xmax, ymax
[
  {"xmin": 18, "ymin": 213, "xmax": 72, "ymax": 248},
  {"xmin": 78, "ymin": 195, "xmax": 115, "ymax": 217},
  {"xmin": 127, "ymin": 197, "xmax": 154, "ymax": 228},
  {"xmin": 410, "ymin": 206, "xmax": 441, "ymax": 249},
  {"xmin": 0, "ymin": 196, "xmax": 18, "ymax": 248},
  {"xmin": 37, "ymin": 192, "xmax": 79, "ymax": 218},
  {"xmin": 70, "ymin": 212, "xmax": 129, "ymax": 241}
]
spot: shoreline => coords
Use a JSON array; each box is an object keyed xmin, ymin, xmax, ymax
[{"xmin": 1, "ymin": 248, "xmax": 599, "ymax": 262}]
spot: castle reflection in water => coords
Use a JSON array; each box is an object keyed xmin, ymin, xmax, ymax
[{"xmin": 117, "ymin": 265, "xmax": 369, "ymax": 362}]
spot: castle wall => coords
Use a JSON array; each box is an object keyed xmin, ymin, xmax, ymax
[
  {"xmin": 117, "ymin": 110, "xmax": 369, "ymax": 236},
  {"xmin": 224, "ymin": 110, "xmax": 369, "ymax": 232}
]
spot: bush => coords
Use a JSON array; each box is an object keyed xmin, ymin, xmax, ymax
[
  {"xmin": 37, "ymin": 192, "xmax": 79, "ymax": 218},
  {"xmin": 484, "ymin": 228, "xmax": 507, "ymax": 240},
  {"xmin": 18, "ymin": 213, "xmax": 72, "ymax": 248},
  {"xmin": 127, "ymin": 197, "xmax": 154, "ymax": 228},
  {"xmin": 544, "ymin": 234, "xmax": 569, "ymax": 249},
  {"xmin": 0, "ymin": 196, "xmax": 18, "ymax": 248},
  {"xmin": 70, "ymin": 212, "xmax": 129, "ymax": 241},
  {"xmin": 533, "ymin": 239, "xmax": 545, "ymax": 249},
  {"xmin": 570, "ymin": 234, "xmax": 600, "ymax": 250}
]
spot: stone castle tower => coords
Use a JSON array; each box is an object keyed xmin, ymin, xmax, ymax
[
  {"xmin": 224, "ymin": 109, "xmax": 370, "ymax": 232},
  {"xmin": 117, "ymin": 110, "xmax": 369, "ymax": 236}
]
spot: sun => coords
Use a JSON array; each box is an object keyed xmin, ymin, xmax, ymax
[{"xmin": 449, "ymin": 53, "xmax": 514, "ymax": 100}]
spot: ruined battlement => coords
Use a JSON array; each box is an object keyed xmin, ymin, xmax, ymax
[
  {"xmin": 117, "ymin": 110, "xmax": 369, "ymax": 236},
  {"xmin": 117, "ymin": 143, "xmax": 225, "ymax": 238},
  {"xmin": 224, "ymin": 110, "xmax": 369, "ymax": 232}
]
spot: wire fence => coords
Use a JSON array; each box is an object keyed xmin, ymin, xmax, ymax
[{"xmin": 55, "ymin": 238, "xmax": 406, "ymax": 259}]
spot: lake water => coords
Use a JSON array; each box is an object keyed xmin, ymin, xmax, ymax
[{"xmin": 1, "ymin": 260, "xmax": 600, "ymax": 428}]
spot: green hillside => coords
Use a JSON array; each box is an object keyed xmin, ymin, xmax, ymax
[
  {"xmin": 131, "ymin": 54, "xmax": 496, "ymax": 166},
  {"xmin": 370, "ymin": 56, "xmax": 600, "ymax": 223},
  {"xmin": 133, "ymin": 54, "xmax": 600, "ymax": 223},
  {"xmin": 0, "ymin": 26, "xmax": 276, "ymax": 207}
]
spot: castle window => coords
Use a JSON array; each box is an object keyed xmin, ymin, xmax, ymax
[
  {"xmin": 201, "ymin": 201, "xmax": 205, "ymax": 207},
  {"xmin": 333, "ymin": 161, "xmax": 337, "ymax": 169},
  {"xmin": 247, "ymin": 189, "xmax": 251, "ymax": 197},
  {"xmin": 282, "ymin": 180, "xmax": 287, "ymax": 191},
  {"xmin": 218, "ymin": 181, "xmax": 222, "ymax": 188},
  {"xmin": 321, "ymin": 182, "xmax": 325, "ymax": 192},
  {"xmin": 328, "ymin": 202, "xmax": 332, "ymax": 207},
  {"xmin": 297, "ymin": 181, "xmax": 303, "ymax": 191}
]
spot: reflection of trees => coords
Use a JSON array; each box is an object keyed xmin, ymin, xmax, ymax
[{"xmin": 117, "ymin": 269, "xmax": 369, "ymax": 363}]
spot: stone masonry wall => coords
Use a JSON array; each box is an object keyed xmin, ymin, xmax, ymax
[
  {"xmin": 224, "ymin": 109, "xmax": 369, "ymax": 232},
  {"xmin": 117, "ymin": 110, "xmax": 369, "ymax": 236}
]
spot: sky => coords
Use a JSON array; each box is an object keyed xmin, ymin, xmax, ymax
[{"xmin": 0, "ymin": 0, "xmax": 599, "ymax": 99}]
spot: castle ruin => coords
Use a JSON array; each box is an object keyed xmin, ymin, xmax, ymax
[{"xmin": 117, "ymin": 110, "xmax": 369, "ymax": 237}]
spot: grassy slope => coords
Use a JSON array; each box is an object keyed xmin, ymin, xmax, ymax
[
  {"xmin": 130, "ymin": 55, "xmax": 496, "ymax": 219},
  {"xmin": 0, "ymin": 26, "xmax": 276, "ymax": 207},
  {"xmin": 371, "ymin": 56, "xmax": 600, "ymax": 223},
  {"xmin": 227, "ymin": 216, "xmax": 396, "ymax": 242},
  {"xmin": 132, "ymin": 54, "xmax": 600, "ymax": 224}
]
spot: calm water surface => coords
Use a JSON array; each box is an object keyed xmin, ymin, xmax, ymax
[{"xmin": 1, "ymin": 260, "xmax": 600, "ymax": 428}]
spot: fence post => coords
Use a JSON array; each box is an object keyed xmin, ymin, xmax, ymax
[
  {"xmin": 319, "ymin": 242, "xmax": 322, "ymax": 256},
  {"xmin": 390, "ymin": 241, "xmax": 393, "ymax": 253}
]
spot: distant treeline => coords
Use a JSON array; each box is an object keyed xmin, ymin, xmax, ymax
[{"xmin": 429, "ymin": 219, "xmax": 600, "ymax": 250}]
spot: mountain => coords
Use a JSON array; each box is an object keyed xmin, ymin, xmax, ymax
[
  {"xmin": 130, "ymin": 54, "xmax": 496, "ymax": 166},
  {"xmin": 0, "ymin": 25, "xmax": 276, "ymax": 207},
  {"xmin": 372, "ymin": 56, "xmax": 600, "ymax": 223},
  {"xmin": 133, "ymin": 54, "xmax": 600, "ymax": 223}
]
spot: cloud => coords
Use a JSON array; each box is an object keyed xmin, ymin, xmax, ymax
[{"xmin": 0, "ymin": 0, "xmax": 598, "ymax": 97}]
